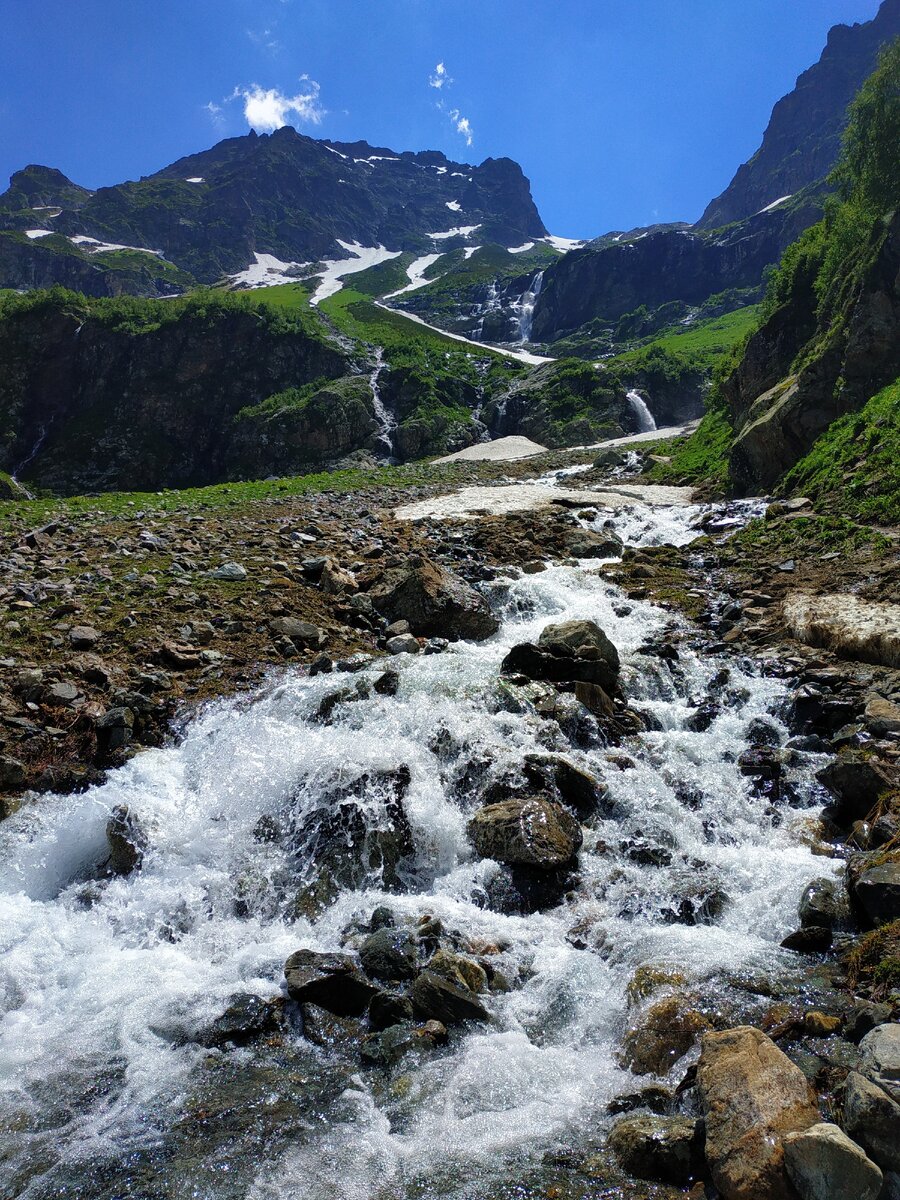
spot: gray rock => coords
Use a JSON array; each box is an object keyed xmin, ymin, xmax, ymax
[
  {"xmin": 269, "ymin": 617, "xmax": 323, "ymax": 647},
  {"xmin": 359, "ymin": 928, "xmax": 418, "ymax": 983},
  {"xmin": 367, "ymin": 991, "xmax": 414, "ymax": 1031},
  {"xmin": 0, "ymin": 755, "xmax": 26, "ymax": 789},
  {"xmin": 386, "ymin": 634, "xmax": 419, "ymax": 655},
  {"xmin": 69, "ymin": 625, "xmax": 101, "ymax": 649},
  {"xmin": 367, "ymin": 560, "xmax": 498, "ymax": 641},
  {"xmin": 197, "ymin": 993, "xmax": 279, "ymax": 1048},
  {"xmin": 798, "ymin": 877, "xmax": 847, "ymax": 928},
  {"xmin": 501, "ymin": 619, "xmax": 620, "ymax": 692},
  {"xmin": 411, "ymin": 970, "xmax": 489, "ymax": 1025},
  {"xmin": 468, "ymin": 796, "xmax": 582, "ymax": 869},
  {"xmin": 784, "ymin": 1122, "xmax": 882, "ymax": 1200},
  {"xmin": 360, "ymin": 1021, "xmax": 446, "ymax": 1067},
  {"xmin": 852, "ymin": 861, "xmax": 900, "ymax": 926},
  {"xmin": 44, "ymin": 681, "xmax": 81, "ymax": 706},
  {"xmin": 211, "ymin": 562, "xmax": 247, "ymax": 581},
  {"xmin": 843, "ymin": 1070, "xmax": 900, "ymax": 1172},
  {"xmin": 96, "ymin": 706, "xmax": 135, "ymax": 753},
  {"xmin": 608, "ymin": 1115, "xmax": 705, "ymax": 1186},
  {"xmin": 858, "ymin": 1024, "xmax": 900, "ymax": 1103},
  {"xmin": 284, "ymin": 949, "xmax": 379, "ymax": 1017},
  {"xmin": 106, "ymin": 804, "xmax": 146, "ymax": 875}
]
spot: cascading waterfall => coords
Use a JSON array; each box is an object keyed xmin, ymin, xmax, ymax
[
  {"xmin": 513, "ymin": 270, "xmax": 544, "ymax": 342},
  {"xmin": 368, "ymin": 348, "xmax": 397, "ymax": 461},
  {"xmin": 474, "ymin": 280, "xmax": 502, "ymax": 340},
  {"xmin": 0, "ymin": 499, "xmax": 833, "ymax": 1200},
  {"xmin": 626, "ymin": 389, "xmax": 657, "ymax": 433}
]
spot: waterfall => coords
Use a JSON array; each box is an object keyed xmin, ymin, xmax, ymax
[
  {"xmin": 474, "ymin": 280, "xmax": 502, "ymax": 339},
  {"xmin": 0, "ymin": 496, "xmax": 833, "ymax": 1199},
  {"xmin": 514, "ymin": 270, "xmax": 544, "ymax": 342},
  {"xmin": 368, "ymin": 348, "xmax": 397, "ymax": 460},
  {"xmin": 626, "ymin": 388, "xmax": 657, "ymax": 433}
]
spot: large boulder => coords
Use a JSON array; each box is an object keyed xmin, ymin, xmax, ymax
[
  {"xmin": 817, "ymin": 753, "xmax": 900, "ymax": 824},
  {"xmin": 696, "ymin": 1026, "xmax": 819, "ymax": 1200},
  {"xmin": 283, "ymin": 949, "xmax": 379, "ymax": 1017},
  {"xmin": 501, "ymin": 619, "xmax": 620, "ymax": 692},
  {"xmin": 608, "ymin": 1115, "xmax": 705, "ymax": 1185},
  {"xmin": 784, "ymin": 1122, "xmax": 882, "ymax": 1200},
  {"xmin": 366, "ymin": 560, "xmax": 498, "ymax": 641},
  {"xmin": 468, "ymin": 796, "xmax": 582, "ymax": 869},
  {"xmin": 410, "ymin": 969, "xmax": 489, "ymax": 1025},
  {"xmin": 358, "ymin": 928, "xmax": 418, "ymax": 983},
  {"xmin": 843, "ymin": 1069, "xmax": 900, "ymax": 1173},
  {"xmin": 623, "ymin": 994, "xmax": 711, "ymax": 1076},
  {"xmin": 858, "ymin": 1023, "xmax": 900, "ymax": 1103},
  {"xmin": 849, "ymin": 857, "xmax": 900, "ymax": 927}
]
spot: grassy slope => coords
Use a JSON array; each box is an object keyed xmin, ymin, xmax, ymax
[{"xmin": 612, "ymin": 305, "xmax": 761, "ymax": 371}]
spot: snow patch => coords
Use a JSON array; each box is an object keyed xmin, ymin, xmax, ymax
[
  {"xmin": 508, "ymin": 242, "xmax": 535, "ymax": 254},
  {"xmin": 69, "ymin": 236, "xmax": 164, "ymax": 257},
  {"xmin": 374, "ymin": 301, "xmax": 554, "ymax": 365},
  {"xmin": 463, "ymin": 246, "xmax": 481, "ymax": 260},
  {"xmin": 310, "ymin": 242, "xmax": 402, "ymax": 306},
  {"xmin": 543, "ymin": 234, "xmax": 585, "ymax": 253},
  {"xmin": 185, "ymin": 177, "xmax": 205, "ymax": 184},
  {"xmin": 429, "ymin": 224, "xmax": 481, "ymax": 241},
  {"xmin": 24, "ymin": 230, "xmax": 54, "ymax": 239},
  {"xmin": 445, "ymin": 200, "xmax": 462, "ymax": 212},
  {"xmin": 230, "ymin": 252, "xmax": 311, "ymax": 289},
  {"xmin": 756, "ymin": 194, "xmax": 793, "ymax": 215},
  {"xmin": 384, "ymin": 253, "xmax": 444, "ymax": 299},
  {"xmin": 325, "ymin": 146, "xmax": 349, "ymax": 160}
]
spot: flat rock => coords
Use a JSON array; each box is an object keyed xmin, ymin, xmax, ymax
[
  {"xmin": 783, "ymin": 593, "xmax": 900, "ymax": 668},
  {"xmin": 697, "ymin": 1026, "xmax": 819, "ymax": 1200}
]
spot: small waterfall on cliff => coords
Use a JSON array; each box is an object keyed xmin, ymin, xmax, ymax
[
  {"xmin": 626, "ymin": 389, "xmax": 657, "ymax": 433},
  {"xmin": 368, "ymin": 349, "xmax": 397, "ymax": 461},
  {"xmin": 513, "ymin": 270, "xmax": 544, "ymax": 342},
  {"xmin": 474, "ymin": 281, "xmax": 502, "ymax": 340},
  {"xmin": 0, "ymin": 498, "xmax": 833, "ymax": 1200}
]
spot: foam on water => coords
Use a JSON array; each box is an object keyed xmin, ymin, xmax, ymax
[{"xmin": 0, "ymin": 511, "xmax": 832, "ymax": 1199}]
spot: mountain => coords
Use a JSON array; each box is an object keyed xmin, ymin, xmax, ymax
[
  {"xmin": 699, "ymin": 0, "xmax": 900, "ymax": 229},
  {"xmin": 526, "ymin": 0, "xmax": 900, "ymax": 355},
  {"xmin": 0, "ymin": 128, "xmax": 547, "ymax": 296}
]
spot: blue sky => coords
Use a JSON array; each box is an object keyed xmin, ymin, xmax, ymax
[{"xmin": 0, "ymin": 0, "xmax": 883, "ymax": 237}]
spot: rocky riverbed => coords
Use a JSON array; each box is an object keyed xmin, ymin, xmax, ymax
[{"xmin": 0, "ymin": 447, "xmax": 898, "ymax": 1200}]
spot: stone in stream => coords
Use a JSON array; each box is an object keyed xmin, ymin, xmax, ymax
[
  {"xmin": 783, "ymin": 1123, "xmax": 882, "ymax": 1200},
  {"xmin": 798, "ymin": 877, "xmax": 847, "ymax": 928},
  {"xmin": 467, "ymin": 796, "xmax": 582, "ymax": 869},
  {"xmin": 566, "ymin": 529, "xmax": 624, "ymax": 559},
  {"xmin": 358, "ymin": 928, "xmax": 418, "ymax": 982},
  {"xmin": 411, "ymin": 970, "xmax": 489, "ymax": 1025},
  {"xmin": 623, "ymin": 994, "xmax": 711, "ymax": 1076},
  {"xmin": 849, "ymin": 855, "xmax": 900, "ymax": 927},
  {"xmin": 607, "ymin": 1114, "xmax": 705, "ymax": 1186},
  {"xmin": 817, "ymin": 753, "xmax": 900, "ymax": 824},
  {"xmin": 284, "ymin": 950, "xmax": 379, "ymax": 1017},
  {"xmin": 480, "ymin": 862, "xmax": 574, "ymax": 915},
  {"xmin": 843, "ymin": 1069, "xmax": 900, "ymax": 1173},
  {"xmin": 105, "ymin": 804, "xmax": 147, "ymax": 875},
  {"xmin": 196, "ymin": 993, "xmax": 281, "ymax": 1048},
  {"xmin": 781, "ymin": 926, "xmax": 834, "ymax": 954},
  {"xmin": 501, "ymin": 619, "xmax": 620, "ymax": 692},
  {"xmin": 366, "ymin": 559, "xmax": 499, "ymax": 641},
  {"xmin": 696, "ymin": 1026, "xmax": 819, "ymax": 1200},
  {"xmin": 360, "ymin": 1020, "xmax": 447, "ymax": 1067},
  {"xmin": 367, "ymin": 991, "xmax": 415, "ymax": 1032},
  {"xmin": 522, "ymin": 753, "xmax": 610, "ymax": 819}
]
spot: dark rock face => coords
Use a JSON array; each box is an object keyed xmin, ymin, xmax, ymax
[
  {"xmin": 366, "ymin": 561, "xmax": 499, "ymax": 642},
  {"xmin": 608, "ymin": 1115, "xmax": 706, "ymax": 1186},
  {"xmin": 699, "ymin": 0, "xmax": 900, "ymax": 229},
  {"xmin": 468, "ymin": 796, "xmax": 583, "ymax": 869},
  {"xmin": 410, "ymin": 969, "xmax": 489, "ymax": 1025},
  {"xmin": 0, "ymin": 128, "xmax": 547, "ymax": 290},
  {"xmin": 501, "ymin": 619, "xmax": 621, "ymax": 693},
  {"xmin": 727, "ymin": 210, "xmax": 900, "ymax": 492},
  {"xmin": 284, "ymin": 949, "xmax": 380, "ymax": 1017},
  {"xmin": 0, "ymin": 301, "xmax": 353, "ymax": 494}
]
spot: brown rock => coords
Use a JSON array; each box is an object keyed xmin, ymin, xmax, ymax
[
  {"xmin": 623, "ymin": 994, "xmax": 711, "ymax": 1076},
  {"xmin": 467, "ymin": 796, "xmax": 582, "ymax": 869},
  {"xmin": 697, "ymin": 1026, "xmax": 819, "ymax": 1200}
]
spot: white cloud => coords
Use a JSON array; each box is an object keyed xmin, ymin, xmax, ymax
[
  {"xmin": 204, "ymin": 100, "xmax": 225, "ymax": 129},
  {"xmin": 449, "ymin": 108, "xmax": 474, "ymax": 147},
  {"xmin": 241, "ymin": 77, "xmax": 324, "ymax": 131},
  {"xmin": 429, "ymin": 62, "xmax": 451, "ymax": 89},
  {"xmin": 247, "ymin": 27, "xmax": 282, "ymax": 55}
]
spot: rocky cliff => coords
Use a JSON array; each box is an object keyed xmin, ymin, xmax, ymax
[{"xmin": 699, "ymin": 0, "xmax": 900, "ymax": 230}]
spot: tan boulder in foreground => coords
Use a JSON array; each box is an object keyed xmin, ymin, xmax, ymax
[{"xmin": 697, "ymin": 1025, "xmax": 819, "ymax": 1200}]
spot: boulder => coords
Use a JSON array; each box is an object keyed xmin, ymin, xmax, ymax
[
  {"xmin": 858, "ymin": 1023, "xmax": 900, "ymax": 1103},
  {"xmin": 478, "ymin": 862, "xmax": 574, "ymax": 915},
  {"xmin": 696, "ymin": 1026, "xmax": 819, "ymax": 1200},
  {"xmin": 211, "ymin": 562, "xmax": 247, "ymax": 581},
  {"xmin": 105, "ymin": 804, "xmax": 146, "ymax": 875},
  {"xmin": 608, "ymin": 1115, "xmax": 705, "ymax": 1185},
  {"xmin": 798, "ymin": 877, "xmax": 847, "ymax": 928},
  {"xmin": 366, "ymin": 560, "xmax": 498, "ymax": 641},
  {"xmin": 623, "ymin": 994, "xmax": 711, "ymax": 1076},
  {"xmin": 386, "ymin": 634, "xmax": 419, "ymax": 655},
  {"xmin": 522, "ymin": 753, "xmax": 609, "ymax": 819},
  {"xmin": 196, "ymin": 993, "xmax": 280, "ymax": 1048},
  {"xmin": 468, "ymin": 796, "xmax": 582, "ymax": 869},
  {"xmin": 851, "ymin": 860, "xmax": 900, "ymax": 927},
  {"xmin": 69, "ymin": 625, "xmax": 101, "ymax": 649},
  {"xmin": 783, "ymin": 1122, "xmax": 882, "ymax": 1200},
  {"xmin": 269, "ymin": 617, "xmax": 323, "ymax": 648},
  {"xmin": 283, "ymin": 949, "xmax": 379, "ymax": 1017},
  {"xmin": 367, "ymin": 991, "xmax": 414, "ymax": 1032},
  {"xmin": 358, "ymin": 928, "xmax": 418, "ymax": 983},
  {"xmin": 817, "ymin": 754, "xmax": 900, "ymax": 824},
  {"xmin": 410, "ymin": 969, "xmax": 489, "ymax": 1025},
  {"xmin": 360, "ymin": 1021, "xmax": 446, "ymax": 1067},
  {"xmin": 843, "ymin": 1070, "xmax": 900, "ymax": 1173},
  {"xmin": 501, "ymin": 619, "xmax": 620, "ymax": 692},
  {"xmin": 566, "ymin": 529, "xmax": 624, "ymax": 559}
]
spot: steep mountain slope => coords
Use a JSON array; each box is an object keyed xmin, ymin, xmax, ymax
[
  {"xmin": 0, "ymin": 128, "xmax": 547, "ymax": 295},
  {"xmin": 699, "ymin": 0, "xmax": 900, "ymax": 229}
]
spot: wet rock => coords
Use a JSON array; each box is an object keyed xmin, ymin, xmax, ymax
[
  {"xmin": 468, "ymin": 796, "xmax": 582, "ymax": 869},
  {"xmin": 501, "ymin": 619, "xmax": 620, "ymax": 692},
  {"xmin": 373, "ymin": 670, "xmax": 400, "ymax": 696},
  {"xmin": 196, "ymin": 993, "xmax": 280, "ymax": 1048},
  {"xmin": 573, "ymin": 680, "xmax": 616, "ymax": 718},
  {"xmin": 105, "ymin": 804, "xmax": 147, "ymax": 875},
  {"xmin": 623, "ymin": 995, "xmax": 712, "ymax": 1076},
  {"xmin": 660, "ymin": 875, "xmax": 728, "ymax": 926},
  {"xmin": 479, "ymin": 862, "xmax": 573, "ymax": 915},
  {"xmin": 606, "ymin": 1085, "xmax": 675, "ymax": 1116},
  {"xmin": 858, "ymin": 1023, "xmax": 900, "ymax": 1103},
  {"xmin": 781, "ymin": 926, "xmax": 833, "ymax": 953},
  {"xmin": 784, "ymin": 1122, "xmax": 882, "ymax": 1200},
  {"xmin": 608, "ymin": 1115, "xmax": 705, "ymax": 1186},
  {"xmin": 386, "ymin": 634, "xmax": 419, "ymax": 655},
  {"xmin": 411, "ymin": 969, "xmax": 489, "ymax": 1025},
  {"xmin": 69, "ymin": 625, "xmax": 101, "ymax": 649},
  {"xmin": 566, "ymin": 529, "xmax": 624, "ymax": 559},
  {"xmin": 360, "ymin": 1021, "xmax": 447, "ymax": 1067},
  {"xmin": 625, "ymin": 965, "xmax": 687, "ymax": 1007},
  {"xmin": 697, "ymin": 1026, "xmax": 819, "ymax": 1200},
  {"xmin": 367, "ymin": 991, "xmax": 414, "ymax": 1032},
  {"xmin": 850, "ymin": 858, "xmax": 900, "ymax": 927},
  {"xmin": 366, "ymin": 560, "xmax": 498, "ymax": 641},
  {"xmin": 427, "ymin": 948, "xmax": 488, "ymax": 994},
  {"xmin": 798, "ymin": 877, "xmax": 847, "ymax": 929},
  {"xmin": 299, "ymin": 1004, "xmax": 365, "ymax": 1053},
  {"xmin": 358, "ymin": 928, "xmax": 418, "ymax": 983},
  {"xmin": 866, "ymin": 697, "xmax": 900, "ymax": 736},
  {"xmin": 844, "ymin": 1002, "xmax": 894, "ymax": 1044},
  {"xmin": 843, "ymin": 1069, "xmax": 900, "ymax": 1173},
  {"xmin": 817, "ymin": 754, "xmax": 900, "ymax": 824},
  {"xmin": 369, "ymin": 905, "xmax": 396, "ymax": 931},
  {"xmin": 523, "ymin": 754, "xmax": 609, "ymax": 819},
  {"xmin": 284, "ymin": 949, "xmax": 379, "ymax": 1017},
  {"xmin": 802, "ymin": 1011, "xmax": 841, "ymax": 1036}
]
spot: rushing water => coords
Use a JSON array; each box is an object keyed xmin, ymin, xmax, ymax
[
  {"xmin": 625, "ymin": 391, "xmax": 657, "ymax": 434},
  {"xmin": 512, "ymin": 271, "xmax": 544, "ymax": 343},
  {"xmin": 0, "ymin": 500, "xmax": 833, "ymax": 1200},
  {"xmin": 369, "ymin": 349, "xmax": 397, "ymax": 461}
]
